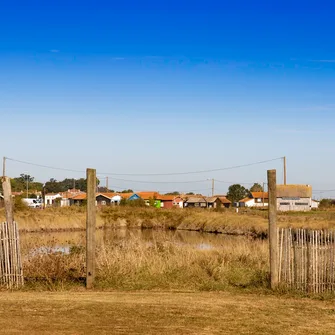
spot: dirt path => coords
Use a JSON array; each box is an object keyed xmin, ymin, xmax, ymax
[{"xmin": 0, "ymin": 291, "xmax": 334, "ymax": 334}]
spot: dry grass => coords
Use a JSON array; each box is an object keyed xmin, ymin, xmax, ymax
[
  {"xmin": 21, "ymin": 232, "xmax": 269, "ymax": 291},
  {"xmin": 2, "ymin": 206, "xmax": 335, "ymax": 236},
  {"xmin": 0, "ymin": 291, "xmax": 335, "ymax": 334}
]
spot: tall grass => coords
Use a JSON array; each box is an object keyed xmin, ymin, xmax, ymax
[
  {"xmin": 2, "ymin": 206, "xmax": 335, "ymax": 237},
  {"xmin": 21, "ymin": 233, "xmax": 269, "ymax": 291}
]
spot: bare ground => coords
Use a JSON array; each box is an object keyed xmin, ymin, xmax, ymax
[{"xmin": 0, "ymin": 291, "xmax": 334, "ymax": 334}]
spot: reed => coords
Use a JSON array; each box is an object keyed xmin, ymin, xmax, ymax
[{"xmin": 21, "ymin": 232, "xmax": 269, "ymax": 291}]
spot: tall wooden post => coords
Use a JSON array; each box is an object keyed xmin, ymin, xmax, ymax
[
  {"xmin": 86, "ymin": 168, "xmax": 96, "ymax": 289},
  {"xmin": 2, "ymin": 177, "xmax": 13, "ymax": 225},
  {"xmin": 268, "ymin": 169, "xmax": 278, "ymax": 289},
  {"xmin": 283, "ymin": 156, "xmax": 287, "ymax": 185}
]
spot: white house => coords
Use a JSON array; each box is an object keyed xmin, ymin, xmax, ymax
[
  {"xmin": 239, "ymin": 192, "xmax": 268, "ymax": 208},
  {"xmin": 45, "ymin": 193, "xmax": 62, "ymax": 206}
]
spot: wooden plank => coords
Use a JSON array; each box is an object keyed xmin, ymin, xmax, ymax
[
  {"xmin": 267, "ymin": 170, "xmax": 278, "ymax": 289},
  {"xmin": 86, "ymin": 168, "xmax": 96, "ymax": 289}
]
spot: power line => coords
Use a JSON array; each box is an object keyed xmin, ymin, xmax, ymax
[
  {"xmin": 5, "ymin": 157, "xmax": 85, "ymax": 174},
  {"xmin": 105, "ymin": 177, "xmax": 209, "ymax": 184},
  {"xmin": 313, "ymin": 189, "xmax": 335, "ymax": 193},
  {"xmin": 99, "ymin": 157, "xmax": 283, "ymax": 176},
  {"xmin": 5, "ymin": 156, "xmax": 283, "ymax": 177}
]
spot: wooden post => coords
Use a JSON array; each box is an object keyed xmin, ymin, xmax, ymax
[
  {"xmin": 283, "ymin": 156, "xmax": 287, "ymax": 185},
  {"xmin": 268, "ymin": 169, "xmax": 278, "ymax": 289},
  {"xmin": 2, "ymin": 177, "xmax": 13, "ymax": 225},
  {"xmin": 86, "ymin": 168, "xmax": 96, "ymax": 289}
]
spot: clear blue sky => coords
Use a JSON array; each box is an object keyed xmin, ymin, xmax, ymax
[{"xmin": 1, "ymin": 1, "xmax": 334, "ymax": 197}]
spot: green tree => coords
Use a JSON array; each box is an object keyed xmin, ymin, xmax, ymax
[
  {"xmin": 121, "ymin": 189, "xmax": 133, "ymax": 193},
  {"xmin": 250, "ymin": 183, "xmax": 263, "ymax": 192},
  {"xmin": 165, "ymin": 191, "xmax": 179, "ymax": 195},
  {"xmin": 227, "ymin": 184, "xmax": 249, "ymax": 203}
]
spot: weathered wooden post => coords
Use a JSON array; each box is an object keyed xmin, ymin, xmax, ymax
[
  {"xmin": 86, "ymin": 168, "xmax": 96, "ymax": 289},
  {"xmin": 2, "ymin": 176, "xmax": 13, "ymax": 225},
  {"xmin": 268, "ymin": 169, "xmax": 278, "ymax": 289}
]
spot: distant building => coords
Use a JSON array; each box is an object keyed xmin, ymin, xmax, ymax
[
  {"xmin": 184, "ymin": 197, "xmax": 207, "ymax": 208},
  {"xmin": 276, "ymin": 185, "xmax": 312, "ymax": 211},
  {"xmin": 45, "ymin": 193, "xmax": 62, "ymax": 206}
]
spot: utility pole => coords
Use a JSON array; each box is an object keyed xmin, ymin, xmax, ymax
[
  {"xmin": 86, "ymin": 168, "xmax": 96, "ymax": 289},
  {"xmin": 283, "ymin": 156, "xmax": 287, "ymax": 185},
  {"xmin": 73, "ymin": 178, "xmax": 75, "ymax": 190},
  {"xmin": 26, "ymin": 175, "xmax": 29, "ymax": 199},
  {"xmin": 106, "ymin": 176, "xmax": 109, "ymax": 192},
  {"xmin": 2, "ymin": 157, "xmax": 6, "ymax": 177},
  {"xmin": 262, "ymin": 182, "xmax": 265, "ymax": 208},
  {"xmin": 212, "ymin": 178, "xmax": 214, "ymax": 197}
]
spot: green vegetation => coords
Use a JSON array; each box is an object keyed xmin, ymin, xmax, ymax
[
  {"xmin": 250, "ymin": 182, "xmax": 264, "ymax": 192},
  {"xmin": 226, "ymin": 184, "xmax": 249, "ymax": 203}
]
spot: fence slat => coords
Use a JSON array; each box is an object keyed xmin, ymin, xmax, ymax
[
  {"xmin": 277, "ymin": 228, "xmax": 335, "ymax": 294},
  {"xmin": 0, "ymin": 221, "xmax": 24, "ymax": 289}
]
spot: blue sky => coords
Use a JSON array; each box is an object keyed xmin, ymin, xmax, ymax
[{"xmin": 1, "ymin": 1, "xmax": 334, "ymax": 197}]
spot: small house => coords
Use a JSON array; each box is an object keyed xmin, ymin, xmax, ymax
[
  {"xmin": 206, "ymin": 197, "xmax": 223, "ymax": 208},
  {"xmin": 158, "ymin": 195, "xmax": 175, "ymax": 209},
  {"xmin": 184, "ymin": 196, "xmax": 207, "ymax": 208},
  {"xmin": 45, "ymin": 193, "xmax": 62, "ymax": 207}
]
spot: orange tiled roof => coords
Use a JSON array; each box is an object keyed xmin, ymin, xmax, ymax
[
  {"xmin": 239, "ymin": 197, "xmax": 253, "ymax": 203},
  {"xmin": 251, "ymin": 192, "xmax": 269, "ymax": 199},
  {"xmin": 71, "ymin": 193, "xmax": 87, "ymax": 200},
  {"xmin": 118, "ymin": 193, "xmax": 134, "ymax": 199},
  {"xmin": 219, "ymin": 197, "xmax": 231, "ymax": 204},
  {"xmin": 158, "ymin": 195, "xmax": 176, "ymax": 201},
  {"xmin": 137, "ymin": 192, "xmax": 160, "ymax": 200}
]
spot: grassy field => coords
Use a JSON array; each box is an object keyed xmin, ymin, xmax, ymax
[
  {"xmin": 1, "ymin": 290, "xmax": 335, "ymax": 334},
  {"xmin": 2, "ymin": 206, "xmax": 335, "ymax": 237}
]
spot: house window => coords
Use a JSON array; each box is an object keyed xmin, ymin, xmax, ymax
[
  {"xmin": 295, "ymin": 202, "xmax": 309, "ymax": 206},
  {"xmin": 280, "ymin": 202, "xmax": 290, "ymax": 205},
  {"xmin": 257, "ymin": 198, "xmax": 261, "ymax": 203},
  {"xmin": 101, "ymin": 200, "xmax": 106, "ymax": 205}
]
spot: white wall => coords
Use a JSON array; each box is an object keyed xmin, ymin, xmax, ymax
[{"xmin": 277, "ymin": 198, "xmax": 312, "ymax": 211}]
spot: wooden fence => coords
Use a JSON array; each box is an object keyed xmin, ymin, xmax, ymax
[
  {"xmin": 278, "ymin": 228, "xmax": 335, "ymax": 293},
  {"xmin": 0, "ymin": 221, "xmax": 24, "ymax": 288}
]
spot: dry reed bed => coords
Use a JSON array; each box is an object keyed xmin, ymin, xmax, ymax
[
  {"xmin": 1, "ymin": 207, "xmax": 335, "ymax": 237},
  {"xmin": 21, "ymin": 233, "xmax": 269, "ymax": 290}
]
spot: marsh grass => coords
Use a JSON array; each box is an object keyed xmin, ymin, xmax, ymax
[
  {"xmin": 2, "ymin": 206, "xmax": 335, "ymax": 236},
  {"xmin": 21, "ymin": 232, "xmax": 269, "ymax": 291}
]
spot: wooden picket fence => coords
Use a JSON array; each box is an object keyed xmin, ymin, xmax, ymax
[
  {"xmin": 278, "ymin": 228, "xmax": 335, "ymax": 293},
  {"xmin": 0, "ymin": 221, "xmax": 24, "ymax": 288}
]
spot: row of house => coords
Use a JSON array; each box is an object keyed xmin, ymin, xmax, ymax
[
  {"xmin": 43, "ymin": 184, "xmax": 319, "ymax": 211},
  {"xmin": 45, "ymin": 190, "xmax": 233, "ymax": 209}
]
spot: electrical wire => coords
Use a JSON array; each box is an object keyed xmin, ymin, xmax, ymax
[{"xmin": 5, "ymin": 156, "xmax": 283, "ymax": 177}]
